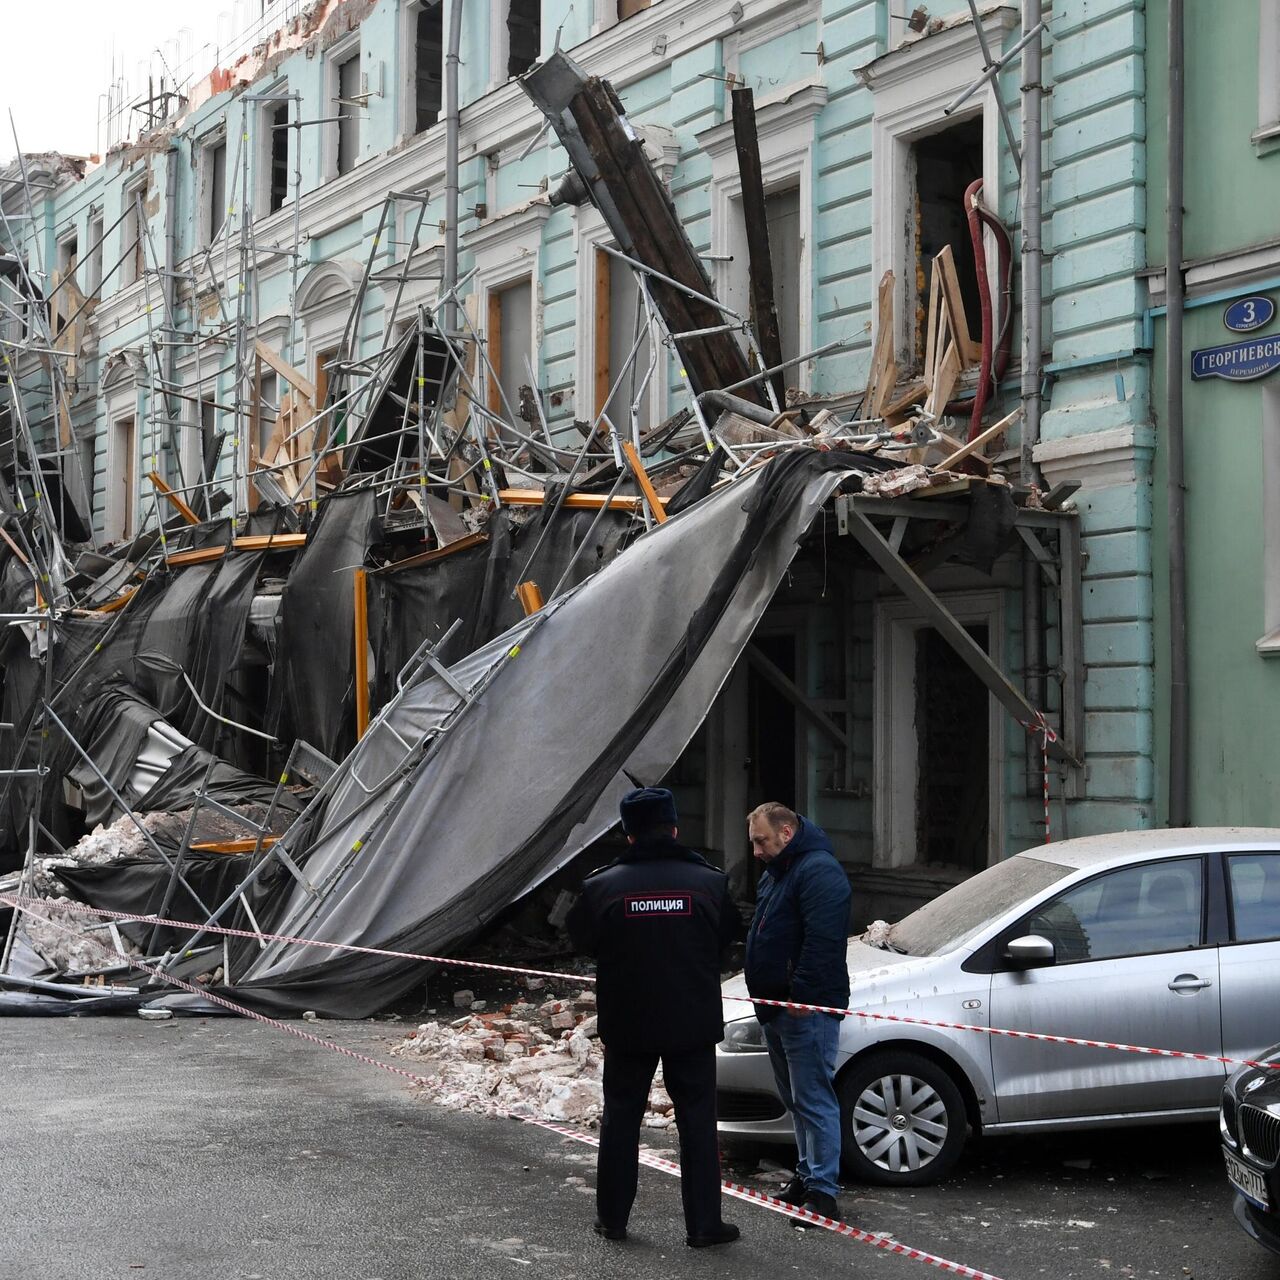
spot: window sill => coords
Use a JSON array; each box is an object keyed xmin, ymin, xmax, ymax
[
  {"xmin": 1253, "ymin": 122, "xmax": 1280, "ymax": 157},
  {"xmin": 1255, "ymin": 629, "xmax": 1280, "ymax": 657}
]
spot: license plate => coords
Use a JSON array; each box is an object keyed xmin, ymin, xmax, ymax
[{"xmin": 1225, "ymin": 1148, "xmax": 1271, "ymax": 1210}]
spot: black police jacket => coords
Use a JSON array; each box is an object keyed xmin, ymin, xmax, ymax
[{"xmin": 566, "ymin": 835, "xmax": 744, "ymax": 1054}]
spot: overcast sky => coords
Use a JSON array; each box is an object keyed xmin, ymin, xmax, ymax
[{"xmin": 1, "ymin": 2, "xmax": 254, "ymax": 165}]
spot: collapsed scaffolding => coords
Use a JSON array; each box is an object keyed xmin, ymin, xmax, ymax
[{"xmin": 0, "ymin": 31, "xmax": 1082, "ymax": 1017}]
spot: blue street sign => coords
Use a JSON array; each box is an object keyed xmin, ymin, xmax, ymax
[
  {"xmin": 1224, "ymin": 296, "xmax": 1275, "ymax": 332},
  {"xmin": 1191, "ymin": 335, "xmax": 1280, "ymax": 382}
]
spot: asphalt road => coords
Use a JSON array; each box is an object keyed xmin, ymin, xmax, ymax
[{"xmin": 0, "ymin": 1016, "xmax": 1275, "ymax": 1280}]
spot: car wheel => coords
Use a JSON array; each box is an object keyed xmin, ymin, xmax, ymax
[{"xmin": 837, "ymin": 1051, "xmax": 968, "ymax": 1186}]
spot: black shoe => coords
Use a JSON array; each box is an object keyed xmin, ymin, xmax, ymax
[
  {"xmin": 776, "ymin": 1174, "xmax": 807, "ymax": 1205},
  {"xmin": 799, "ymin": 1191, "xmax": 842, "ymax": 1223},
  {"xmin": 686, "ymin": 1223, "xmax": 741, "ymax": 1248},
  {"xmin": 593, "ymin": 1219, "xmax": 626, "ymax": 1241}
]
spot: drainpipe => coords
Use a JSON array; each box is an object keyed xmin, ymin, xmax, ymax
[
  {"xmin": 163, "ymin": 144, "xmax": 180, "ymax": 479},
  {"xmin": 443, "ymin": 0, "xmax": 464, "ymax": 338},
  {"xmin": 1167, "ymin": 0, "xmax": 1189, "ymax": 825},
  {"xmin": 1021, "ymin": 0, "xmax": 1046, "ymax": 797}
]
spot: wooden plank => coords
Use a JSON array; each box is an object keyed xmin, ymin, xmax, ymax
[
  {"xmin": 253, "ymin": 338, "xmax": 318, "ymax": 405},
  {"xmin": 353, "ymin": 568, "xmax": 370, "ymax": 740},
  {"xmin": 374, "ymin": 531, "xmax": 489, "ymax": 575},
  {"xmin": 96, "ymin": 586, "xmax": 140, "ymax": 614},
  {"xmin": 515, "ymin": 581, "xmax": 545, "ymax": 615},
  {"xmin": 935, "ymin": 245, "xmax": 980, "ymax": 367},
  {"xmin": 731, "ymin": 86, "xmax": 787, "ymax": 409},
  {"xmin": 863, "ymin": 270, "xmax": 896, "ymax": 417},
  {"xmin": 923, "ymin": 258, "xmax": 942, "ymax": 392},
  {"xmin": 923, "ymin": 340, "xmax": 962, "ymax": 420},
  {"xmin": 189, "ymin": 836, "xmax": 280, "ymax": 854},
  {"xmin": 147, "ymin": 471, "xmax": 200, "ymax": 526},
  {"xmin": 621, "ymin": 439, "xmax": 668, "ymax": 524},
  {"xmin": 233, "ymin": 533, "xmax": 308, "ymax": 551},
  {"xmin": 936, "ymin": 407, "xmax": 1022, "ymax": 470},
  {"xmin": 166, "ymin": 546, "xmax": 227, "ymax": 567},
  {"xmin": 497, "ymin": 488, "xmax": 658, "ymax": 512}
]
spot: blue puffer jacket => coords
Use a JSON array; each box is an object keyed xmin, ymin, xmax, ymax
[{"xmin": 744, "ymin": 817, "xmax": 852, "ymax": 1022}]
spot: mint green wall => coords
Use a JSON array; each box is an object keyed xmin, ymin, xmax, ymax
[
  {"xmin": 1146, "ymin": 0, "xmax": 1280, "ymax": 270},
  {"xmin": 1150, "ymin": 304, "xmax": 1280, "ymax": 824}
]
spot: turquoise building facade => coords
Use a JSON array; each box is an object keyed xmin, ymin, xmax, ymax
[{"xmin": 0, "ymin": 0, "xmax": 1161, "ymax": 906}]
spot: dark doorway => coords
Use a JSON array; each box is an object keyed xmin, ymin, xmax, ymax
[
  {"xmin": 912, "ymin": 116, "xmax": 983, "ymax": 359},
  {"xmin": 747, "ymin": 633, "xmax": 798, "ymax": 812},
  {"xmin": 915, "ymin": 624, "xmax": 988, "ymax": 872}
]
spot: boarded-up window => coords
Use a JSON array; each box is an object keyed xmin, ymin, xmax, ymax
[
  {"xmin": 596, "ymin": 249, "xmax": 651, "ymax": 431},
  {"xmin": 114, "ymin": 416, "xmax": 137, "ymax": 539},
  {"xmin": 506, "ymin": 0, "xmax": 540, "ymax": 77},
  {"xmin": 764, "ymin": 186, "xmax": 801, "ymax": 388},
  {"xmin": 487, "ymin": 278, "xmax": 532, "ymax": 424},
  {"xmin": 337, "ymin": 51, "xmax": 362, "ymax": 175},
  {"xmin": 618, "ymin": 0, "xmax": 651, "ymax": 18},
  {"xmin": 415, "ymin": 3, "xmax": 444, "ymax": 132}
]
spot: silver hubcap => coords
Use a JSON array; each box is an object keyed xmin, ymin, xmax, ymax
[{"xmin": 851, "ymin": 1073, "xmax": 949, "ymax": 1173}]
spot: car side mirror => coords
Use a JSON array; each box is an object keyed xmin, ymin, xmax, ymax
[{"xmin": 1004, "ymin": 934, "xmax": 1055, "ymax": 969}]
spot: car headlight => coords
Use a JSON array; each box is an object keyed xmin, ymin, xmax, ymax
[
  {"xmin": 1222, "ymin": 1087, "xmax": 1239, "ymax": 1147},
  {"xmin": 720, "ymin": 1017, "xmax": 768, "ymax": 1053}
]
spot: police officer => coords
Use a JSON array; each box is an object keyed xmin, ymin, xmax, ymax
[{"xmin": 567, "ymin": 786, "xmax": 743, "ymax": 1248}]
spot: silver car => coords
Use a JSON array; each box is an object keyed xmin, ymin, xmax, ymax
[{"xmin": 717, "ymin": 828, "xmax": 1280, "ymax": 1185}]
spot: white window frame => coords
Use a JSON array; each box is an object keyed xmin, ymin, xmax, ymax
[
  {"xmin": 863, "ymin": 7, "xmax": 1015, "ymax": 363},
  {"xmin": 327, "ymin": 34, "xmax": 363, "ymax": 180},
  {"xmin": 590, "ymin": 0, "xmax": 656, "ymax": 39},
  {"xmin": 256, "ymin": 82, "xmax": 292, "ymax": 219},
  {"xmin": 198, "ymin": 128, "xmax": 228, "ymax": 248},
  {"xmin": 873, "ymin": 590, "xmax": 1006, "ymax": 870},
  {"xmin": 489, "ymin": 0, "xmax": 541, "ymax": 92},
  {"xmin": 696, "ymin": 80, "xmax": 826, "ymax": 390},
  {"xmin": 463, "ymin": 202, "xmax": 550, "ymax": 421},
  {"xmin": 85, "ymin": 209, "xmax": 104, "ymax": 297},
  {"xmin": 1258, "ymin": 0, "xmax": 1280, "ymax": 145},
  {"xmin": 120, "ymin": 177, "xmax": 147, "ymax": 289},
  {"xmin": 103, "ymin": 362, "xmax": 141, "ymax": 542},
  {"xmin": 1260, "ymin": 385, "xmax": 1280, "ymax": 654},
  {"xmin": 402, "ymin": 0, "xmax": 445, "ymax": 140},
  {"xmin": 573, "ymin": 201, "xmax": 668, "ymax": 436}
]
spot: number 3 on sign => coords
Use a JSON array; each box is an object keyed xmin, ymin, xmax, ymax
[{"xmin": 1224, "ymin": 296, "xmax": 1275, "ymax": 333}]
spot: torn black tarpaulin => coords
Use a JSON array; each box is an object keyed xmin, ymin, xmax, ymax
[{"xmin": 228, "ymin": 451, "xmax": 875, "ymax": 1017}]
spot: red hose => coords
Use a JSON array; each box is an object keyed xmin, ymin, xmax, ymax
[{"xmin": 943, "ymin": 181, "xmax": 1014, "ymax": 438}]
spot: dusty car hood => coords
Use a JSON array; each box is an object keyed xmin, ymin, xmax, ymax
[{"xmin": 721, "ymin": 939, "xmax": 940, "ymax": 1021}]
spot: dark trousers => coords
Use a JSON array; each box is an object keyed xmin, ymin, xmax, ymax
[{"xmin": 597, "ymin": 1045, "xmax": 724, "ymax": 1236}]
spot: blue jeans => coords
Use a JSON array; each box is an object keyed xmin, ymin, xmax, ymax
[{"xmin": 763, "ymin": 1013, "xmax": 842, "ymax": 1198}]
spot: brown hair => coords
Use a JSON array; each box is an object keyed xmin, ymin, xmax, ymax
[{"xmin": 748, "ymin": 802, "xmax": 798, "ymax": 831}]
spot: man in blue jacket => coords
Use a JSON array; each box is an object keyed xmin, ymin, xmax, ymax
[{"xmin": 744, "ymin": 801, "xmax": 851, "ymax": 1221}]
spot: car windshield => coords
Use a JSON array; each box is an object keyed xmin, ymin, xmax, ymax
[{"xmin": 889, "ymin": 855, "xmax": 1072, "ymax": 957}]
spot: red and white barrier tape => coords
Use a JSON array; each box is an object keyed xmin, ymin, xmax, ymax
[
  {"xmin": 11, "ymin": 895, "xmax": 1002, "ymax": 1280},
  {"xmin": 1019, "ymin": 711, "xmax": 1058, "ymax": 844},
  {"xmin": 515, "ymin": 1112, "xmax": 1005, "ymax": 1279},
  {"xmin": 4, "ymin": 892, "xmax": 1278, "ymax": 1072}
]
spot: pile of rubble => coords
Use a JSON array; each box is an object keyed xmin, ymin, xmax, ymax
[{"xmin": 392, "ymin": 987, "xmax": 674, "ymax": 1128}]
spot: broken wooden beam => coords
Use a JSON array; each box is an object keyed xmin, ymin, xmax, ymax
[
  {"xmin": 621, "ymin": 440, "xmax": 668, "ymax": 524},
  {"xmin": 497, "ymin": 488, "xmax": 661, "ymax": 513},
  {"xmin": 147, "ymin": 471, "xmax": 200, "ymax": 526}
]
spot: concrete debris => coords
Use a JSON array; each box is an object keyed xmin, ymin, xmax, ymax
[
  {"xmin": 392, "ymin": 999, "xmax": 667, "ymax": 1129},
  {"xmin": 17, "ymin": 895, "xmax": 139, "ymax": 973},
  {"xmin": 453, "ymin": 989, "xmax": 476, "ymax": 1008},
  {"xmin": 859, "ymin": 919, "xmax": 893, "ymax": 948}
]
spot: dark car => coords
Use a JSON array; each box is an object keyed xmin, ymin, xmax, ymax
[{"xmin": 1220, "ymin": 1048, "xmax": 1280, "ymax": 1254}]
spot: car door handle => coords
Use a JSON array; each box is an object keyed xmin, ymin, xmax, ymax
[{"xmin": 1168, "ymin": 975, "xmax": 1212, "ymax": 992}]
